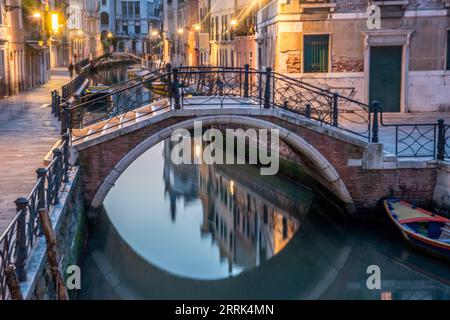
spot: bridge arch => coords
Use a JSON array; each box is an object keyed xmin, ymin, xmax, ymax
[{"xmin": 90, "ymin": 115, "xmax": 355, "ymax": 213}]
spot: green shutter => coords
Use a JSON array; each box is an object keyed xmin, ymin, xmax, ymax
[{"xmin": 304, "ymin": 35, "xmax": 329, "ymax": 73}]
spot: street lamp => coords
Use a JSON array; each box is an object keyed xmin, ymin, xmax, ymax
[
  {"xmin": 33, "ymin": 12, "xmax": 42, "ymax": 19},
  {"xmin": 230, "ymin": 19, "xmax": 237, "ymax": 27},
  {"xmin": 177, "ymin": 28, "xmax": 184, "ymax": 35},
  {"xmin": 193, "ymin": 24, "xmax": 200, "ymax": 32},
  {"xmin": 51, "ymin": 12, "xmax": 59, "ymax": 33},
  {"xmin": 107, "ymin": 32, "xmax": 113, "ymax": 39}
]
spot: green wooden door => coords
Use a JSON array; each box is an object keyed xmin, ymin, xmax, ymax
[{"xmin": 369, "ymin": 46, "xmax": 402, "ymax": 112}]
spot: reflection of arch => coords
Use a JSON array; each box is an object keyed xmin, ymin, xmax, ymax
[
  {"xmin": 80, "ymin": 209, "xmax": 352, "ymax": 299},
  {"xmin": 91, "ymin": 116, "xmax": 355, "ymax": 213},
  {"xmin": 100, "ymin": 12, "xmax": 109, "ymax": 25}
]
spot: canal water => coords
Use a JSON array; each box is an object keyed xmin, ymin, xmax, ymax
[
  {"xmin": 79, "ymin": 138, "xmax": 450, "ymax": 300},
  {"xmin": 79, "ymin": 67, "xmax": 450, "ymax": 300}
]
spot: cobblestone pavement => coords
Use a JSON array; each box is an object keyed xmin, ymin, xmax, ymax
[{"xmin": 0, "ymin": 68, "xmax": 69, "ymax": 234}]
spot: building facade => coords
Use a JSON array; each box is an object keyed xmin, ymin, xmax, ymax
[
  {"xmin": 163, "ymin": 0, "xmax": 262, "ymax": 68},
  {"xmin": 256, "ymin": 0, "xmax": 450, "ymax": 112},
  {"xmin": 163, "ymin": 0, "xmax": 199, "ymax": 65},
  {"xmin": 0, "ymin": 0, "xmax": 29, "ymax": 97},
  {"xmin": 100, "ymin": 0, "xmax": 162, "ymax": 56},
  {"xmin": 68, "ymin": 0, "xmax": 102, "ymax": 63}
]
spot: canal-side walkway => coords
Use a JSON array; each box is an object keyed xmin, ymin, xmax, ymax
[{"xmin": 0, "ymin": 68, "xmax": 69, "ymax": 233}]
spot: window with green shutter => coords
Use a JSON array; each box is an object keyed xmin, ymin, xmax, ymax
[{"xmin": 303, "ymin": 35, "xmax": 330, "ymax": 73}]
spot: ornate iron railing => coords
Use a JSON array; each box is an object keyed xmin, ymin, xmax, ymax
[
  {"xmin": 66, "ymin": 71, "xmax": 169, "ymax": 132},
  {"xmin": 272, "ymin": 71, "xmax": 370, "ymax": 138},
  {"xmin": 61, "ymin": 66, "xmax": 90, "ymax": 101},
  {"xmin": 75, "ymin": 58, "xmax": 90, "ymax": 73},
  {"xmin": 379, "ymin": 110, "xmax": 450, "ymax": 159},
  {"xmin": 0, "ymin": 133, "xmax": 71, "ymax": 300},
  {"xmin": 65, "ymin": 64, "xmax": 374, "ymax": 141}
]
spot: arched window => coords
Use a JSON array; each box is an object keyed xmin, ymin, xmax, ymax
[{"xmin": 100, "ymin": 12, "xmax": 109, "ymax": 25}]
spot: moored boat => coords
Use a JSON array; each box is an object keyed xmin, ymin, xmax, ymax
[{"xmin": 384, "ymin": 199, "xmax": 450, "ymax": 261}]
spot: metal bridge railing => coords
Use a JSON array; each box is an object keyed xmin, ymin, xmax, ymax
[
  {"xmin": 0, "ymin": 133, "xmax": 71, "ymax": 300},
  {"xmin": 64, "ymin": 64, "xmax": 375, "ymax": 142},
  {"xmin": 379, "ymin": 109, "xmax": 450, "ymax": 160}
]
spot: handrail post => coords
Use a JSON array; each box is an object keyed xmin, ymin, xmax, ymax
[
  {"xmin": 36, "ymin": 168, "xmax": 46, "ymax": 210},
  {"xmin": 62, "ymin": 133, "xmax": 70, "ymax": 182},
  {"xmin": 243, "ymin": 64, "xmax": 249, "ymax": 98},
  {"xmin": 332, "ymin": 92, "xmax": 339, "ymax": 127},
  {"xmin": 62, "ymin": 101, "xmax": 72, "ymax": 135},
  {"xmin": 264, "ymin": 67, "xmax": 272, "ymax": 109},
  {"xmin": 60, "ymin": 102, "xmax": 66, "ymax": 134},
  {"xmin": 437, "ymin": 119, "xmax": 445, "ymax": 160},
  {"xmin": 172, "ymin": 68, "xmax": 181, "ymax": 110},
  {"xmin": 52, "ymin": 149, "xmax": 62, "ymax": 205},
  {"xmin": 166, "ymin": 63, "xmax": 173, "ymax": 105},
  {"xmin": 56, "ymin": 94, "xmax": 61, "ymax": 121},
  {"xmin": 370, "ymin": 100, "xmax": 380, "ymax": 143},
  {"xmin": 14, "ymin": 197, "xmax": 29, "ymax": 281},
  {"xmin": 305, "ymin": 103, "xmax": 311, "ymax": 118},
  {"xmin": 51, "ymin": 90, "xmax": 56, "ymax": 115}
]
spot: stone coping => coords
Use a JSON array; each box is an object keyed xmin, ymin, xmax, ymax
[{"xmin": 72, "ymin": 107, "xmax": 369, "ymax": 151}]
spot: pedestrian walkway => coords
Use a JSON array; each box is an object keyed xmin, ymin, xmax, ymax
[{"xmin": 0, "ymin": 68, "xmax": 69, "ymax": 233}]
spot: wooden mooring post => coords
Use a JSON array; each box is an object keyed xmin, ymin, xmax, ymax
[
  {"xmin": 5, "ymin": 265, "xmax": 23, "ymax": 300},
  {"xmin": 38, "ymin": 209, "xmax": 69, "ymax": 300}
]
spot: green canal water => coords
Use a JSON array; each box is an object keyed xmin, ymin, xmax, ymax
[{"xmin": 79, "ymin": 139, "xmax": 450, "ymax": 300}]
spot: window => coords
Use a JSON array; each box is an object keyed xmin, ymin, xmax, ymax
[
  {"xmin": 122, "ymin": 2, "xmax": 127, "ymax": 15},
  {"xmin": 102, "ymin": 0, "xmax": 107, "ymax": 5},
  {"xmin": 123, "ymin": 25, "xmax": 128, "ymax": 34},
  {"xmin": 135, "ymin": 2, "xmax": 140, "ymax": 15},
  {"xmin": 447, "ymin": 30, "xmax": 450, "ymax": 70},
  {"xmin": 135, "ymin": 25, "xmax": 141, "ymax": 34},
  {"xmin": 303, "ymin": 34, "xmax": 329, "ymax": 73},
  {"xmin": 128, "ymin": 2, "xmax": 133, "ymax": 15},
  {"xmin": 100, "ymin": 12, "xmax": 109, "ymax": 25}
]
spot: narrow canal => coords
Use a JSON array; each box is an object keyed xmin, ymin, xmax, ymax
[{"xmin": 79, "ymin": 66, "xmax": 450, "ymax": 300}]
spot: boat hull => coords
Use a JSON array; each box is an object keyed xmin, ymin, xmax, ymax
[{"xmin": 384, "ymin": 199, "xmax": 450, "ymax": 262}]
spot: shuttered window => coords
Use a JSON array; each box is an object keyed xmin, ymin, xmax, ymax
[{"xmin": 303, "ymin": 35, "xmax": 329, "ymax": 73}]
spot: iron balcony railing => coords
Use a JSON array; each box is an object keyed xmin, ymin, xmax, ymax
[{"xmin": 0, "ymin": 133, "xmax": 71, "ymax": 300}]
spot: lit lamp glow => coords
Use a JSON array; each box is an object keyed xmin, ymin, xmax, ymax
[
  {"xmin": 33, "ymin": 12, "xmax": 42, "ymax": 19},
  {"xmin": 107, "ymin": 32, "xmax": 113, "ymax": 39},
  {"xmin": 51, "ymin": 13, "xmax": 59, "ymax": 33},
  {"xmin": 151, "ymin": 31, "xmax": 158, "ymax": 37},
  {"xmin": 177, "ymin": 28, "xmax": 184, "ymax": 35},
  {"xmin": 193, "ymin": 24, "xmax": 200, "ymax": 31},
  {"xmin": 230, "ymin": 19, "xmax": 237, "ymax": 27}
]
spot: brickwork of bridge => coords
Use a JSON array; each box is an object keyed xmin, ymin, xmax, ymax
[{"xmin": 72, "ymin": 106, "xmax": 440, "ymax": 215}]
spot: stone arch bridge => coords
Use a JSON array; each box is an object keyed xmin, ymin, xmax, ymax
[{"xmin": 67, "ymin": 66, "xmax": 442, "ymax": 215}]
